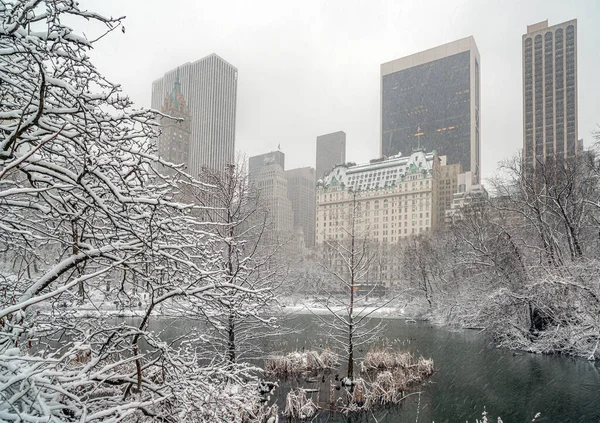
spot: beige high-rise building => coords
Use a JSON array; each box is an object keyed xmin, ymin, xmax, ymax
[
  {"xmin": 285, "ymin": 167, "xmax": 316, "ymax": 248},
  {"xmin": 445, "ymin": 171, "xmax": 488, "ymax": 225},
  {"xmin": 249, "ymin": 151, "xmax": 285, "ymax": 178},
  {"xmin": 316, "ymin": 150, "xmax": 440, "ymax": 246},
  {"xmin": 523, "ymin": 19, "xmax": 578, "ymax": 174},
  {"xmin": 436, "ymin": 158, "xmax": 463, "ymax": 229},
  {"xmin": 250, "ymin": 157, "xmax": 294, "ymax": 242}
]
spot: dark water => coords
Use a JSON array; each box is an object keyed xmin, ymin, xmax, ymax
[{"xmin": 136, "ymin": 314, "xmax": 600, "ymax": 422}]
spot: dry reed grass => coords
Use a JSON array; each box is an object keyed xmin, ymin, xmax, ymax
[
  {"xmin": 338, "ymin": 347, "xmax": 435, "ymax": 412},
  {"xmin": 265, "ymin": 348, "xmax": 338, "ymax": 376},
  {"xmin": 283, "ymin": 388, "xmax": 318, "ymax": 419}
]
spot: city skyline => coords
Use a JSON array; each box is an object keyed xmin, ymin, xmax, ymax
[{"xmin": 87, "ymin": 0, "xmax": 599, "ymax": 184}]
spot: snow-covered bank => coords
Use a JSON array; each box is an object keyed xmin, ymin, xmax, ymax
[{"xmin": 280, "ymin": 303, "xmax": 406, "ymax": 319}]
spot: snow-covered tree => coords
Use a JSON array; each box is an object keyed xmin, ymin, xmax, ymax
[
  {"xmin": 184, "ymin": 161, "xmax": 285, "ymax": 364},
  {"xmin": 0, "ymin": 1, "xmax": 274, "ymax": 420},
  {"xmin": 406, "ymin": 149, "xmax": 600, "ymax": 359},
  {"xmin": 312, "ymin": 190, "xmax": 393, "ymax": 384}
]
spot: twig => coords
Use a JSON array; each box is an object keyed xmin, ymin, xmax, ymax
[{"xmin": 588, "ymin": 339, "xmax": 599, "ymax": 361}]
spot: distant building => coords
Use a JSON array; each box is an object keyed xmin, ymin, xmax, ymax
[
  {"xmin": 157, "ymin": 73, "xmax": 191, "ymax": 174},
  {"xmin": 381, "ymin": 37, "xmax": 481, "ymax": 183},
  {"xmin": 523, "ymin": 19, "xmax": 578, "ymax": 176},
  {"xmin": 436, "ymin": 158, "xmax": 463, "ymax": 229},
  {"xmin": 249, "ymin": 153, "xmax": 294, "ymax": 243},
  {"xmin": 151, "ymin": 54, "xmax": 237, "ymax": 176},
  {"xmin": 249, "ymin": 150, "xmax": 285, "ymax": 178},
  {"xmin": 316, "ymin": 150, "xmax": 440, "ymax": 246},
  {"xmin": 285, "ymin": 167, "xmax": 316, "ymax": 248},
  {"xmin": 316, "ymin": 131, "xmax": 346, "ymax": 180},
  {"xmin": 445, "ymin": 171, "xmax": 488, "ymax": 224}
]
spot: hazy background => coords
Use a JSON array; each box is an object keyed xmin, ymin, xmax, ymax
[{"xmin": 85, "ymin": 0, "xmax": 599, "ymax": 183}]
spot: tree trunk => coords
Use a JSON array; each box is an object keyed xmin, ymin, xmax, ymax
[
  {"xmin": 347, "ymin": 319, "xmax": 354, "ymax": 381},
  {"xmin": 227, "ymin": 311, "xmax": 236, "ymax": 363},
  {"xmin": 348, "ymin": 274, "xmax": 355, "ymax": 381}
]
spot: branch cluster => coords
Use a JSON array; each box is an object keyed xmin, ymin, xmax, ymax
[{"xmin": 1, "ymin": 2, "xmax": 280, "ymax": 421}]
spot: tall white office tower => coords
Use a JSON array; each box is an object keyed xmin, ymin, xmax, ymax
[{"xmin": 152, "ymin": 54, "xmax": 237, "ymax": 176}]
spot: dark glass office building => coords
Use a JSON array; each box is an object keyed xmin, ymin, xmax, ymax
[
  {"xmin": 523, "ymin": 19, "xmax": 578, "ymax": 173},
  {"xmin": 381, "ymin": 37, "xmax": 480, "ymax": 183}
]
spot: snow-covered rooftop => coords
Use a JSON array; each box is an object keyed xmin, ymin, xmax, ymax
[{"xmin": 320, "ymin": 149, "xmax": 436, "ymax": 191}]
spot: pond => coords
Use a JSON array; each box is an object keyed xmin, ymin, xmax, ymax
[{"xmin": 135, "ymin": 313, "xmax": 600, "ymax": 422}]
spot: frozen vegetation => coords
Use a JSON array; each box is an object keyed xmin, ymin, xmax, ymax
[
  {"xmin": 274, "ymin": 346, "xmax": 434, "ymax": 418},
  {"xmin": 0, "ymin": 2, "xmax": 280, "ymax": 421},
  {"xmin": 397, "ymin": 152, "xmax": 600, "ymax": 361},
  {"xmin": 1, "ymin": 0, "xmax": 597, "ymax": 422},
  {"xmin": 265, "ymin": 349, "xmax": 338, "ymax": 375}
]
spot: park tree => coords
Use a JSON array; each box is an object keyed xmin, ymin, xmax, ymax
[
  {"xmin": 186, "ymin": 161, "xmax": 285, "ymax": 364},
  {"xmin": 0, "ymin": 1, "xmax": 275, "ymax": 421},
  {"xmin": 313, "ymin": 190, "xmax": 393, "ymax": 384},
  {"xmin": 425, "ymin": 151, "xmax": 600, "ymax": 359}
]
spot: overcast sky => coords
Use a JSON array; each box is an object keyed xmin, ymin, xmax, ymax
[{"xmin": 86, "ymin": 0, "xmax": 599, "ymax": 184}]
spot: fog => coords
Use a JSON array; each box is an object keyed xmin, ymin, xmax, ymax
[{"xmin": 86, "ymin": 0, "xmax": 599, "ymax": 183}]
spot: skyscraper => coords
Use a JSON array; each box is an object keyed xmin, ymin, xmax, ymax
[
  {"xmin": 523, "ymin": 20, "xmax": 578, "ymax": 172},
  {"xmin": 249, "ymin": 152, "xmax": 294, "ymax": 243},
  {"xmin": 285, "ymin": 167, "xmax": 316, "ymax": 248},
  {"xmin": 316, "ymin": 131, "xmax": 346, "ymax": 180},
  {"xmin": 151, "ymin": 54, "xmax": 237, "ymax": 176},
  {"xmin": 381, "ymin": 37, "xmax": 481, "ymax": 183},
  {"xmin": 157, "ymin": 74, "xmax": 191, "ymax": 175}
]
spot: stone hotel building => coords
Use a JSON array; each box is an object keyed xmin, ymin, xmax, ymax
[{"xmin": 316, "ymin": 150, "xmax": 440, "ymax": 245}]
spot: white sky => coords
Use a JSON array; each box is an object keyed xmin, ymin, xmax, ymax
[{"xmin": 85, "ymin": 0, "xmax": 599, "ymax": 184}]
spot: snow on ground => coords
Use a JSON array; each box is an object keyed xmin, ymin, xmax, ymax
[{"xmin": 281, "ymin": 303, "xmax": 406, "ymax": 319}]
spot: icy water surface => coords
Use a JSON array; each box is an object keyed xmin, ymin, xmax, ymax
[{"xmin": 138, "ymin": 314, "xmax": 600, "ymax": 422}]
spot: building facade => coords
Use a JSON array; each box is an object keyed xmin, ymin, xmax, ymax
[
  {"xmin": 522, "ymin": 20, "xmax": 578, "ymax": 173},
  {"xmin": 316, "ymin": 131, "xmax": 346, "ymax": 180},
  {"xmin": 151, "ymin": 54, "xmax": 237, "ymax": 176},
  {"xmin": 285, "ymin": 167, "xmax": 316, "ymax": 248},
  {"xmin": 381, "ymin": 37, "xmax": 481, "ymax": 183},
  {"xmin": 157, "ymin": 75, "xmax": 191, "ymax": 174},
  {"xmin": 436, "ymin": 158, "xmax": 463, "ymax": 228},
  {"xmin": 316, "ymin": 150, "xmax": 440, "ymax": 246},
  {"xmin": 445, "ymin": 171, "xmax": 488, "ymax": 224},
  {"xmin": 249, "ymin": 150, "xmax": 285, "ymax": 178},
  {"xmin": 249, "ymin": 154, "xmax": 294, "ymax": 243}
]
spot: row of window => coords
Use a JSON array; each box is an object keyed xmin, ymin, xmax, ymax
[{"xmin": 315, "ymin": 226, "xmax": 431, "ymax": 243}]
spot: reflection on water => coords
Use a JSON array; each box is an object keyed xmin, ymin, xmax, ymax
[{"xmin": 129, "ymin": 314, "xmax": 600, "ymax": 422}]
